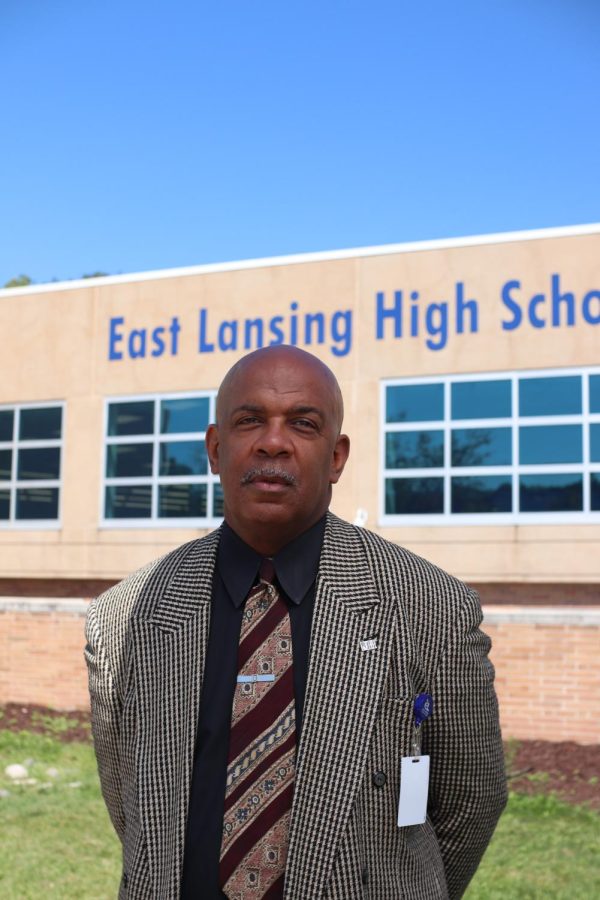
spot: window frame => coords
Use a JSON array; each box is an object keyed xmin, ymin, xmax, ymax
[
  {"xmin": 100, "ymin": 390, "xmax": 222, "ymax": 528},
  {"xmin": 380, "ymin": 366, "xmax": 600, "ymax": 525},
  {"xmin": 0, "ymin": 400, "xmax": 65, "ymax": 529}
]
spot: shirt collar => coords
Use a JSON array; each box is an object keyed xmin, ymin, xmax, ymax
[{"xmin": 217, "ymin": 515, "xmax": 326, "ymax": 608}]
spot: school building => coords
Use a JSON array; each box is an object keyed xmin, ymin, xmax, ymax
[{"xmin": 1, "ymin": 223, "xmax": 599, "ymax": 742}]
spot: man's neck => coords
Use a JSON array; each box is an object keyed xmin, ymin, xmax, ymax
[{"xmin": 223, "ymin": 511, "xmax": 328, "ymax": 557}]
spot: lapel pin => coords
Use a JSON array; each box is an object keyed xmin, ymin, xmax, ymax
[{"xmin": 360, "ymin": 638, "xmax": 377, "ymax": 652}]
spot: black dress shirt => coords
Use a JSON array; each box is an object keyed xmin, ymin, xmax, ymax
[{"xmin": 180, "ymin": 515, "xmax": 325, "ymax": 899}]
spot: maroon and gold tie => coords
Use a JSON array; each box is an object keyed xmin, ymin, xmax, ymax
[{"xmin": 219, "ymin": 559, "xmax": 296, "ymax": 900}]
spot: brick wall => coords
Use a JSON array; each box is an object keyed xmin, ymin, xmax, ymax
[
  {"xmin": 1, "ymin": 599, "xmax": 599, "ymax": 744},
  {"xmin": 0, "ymin": 600, "xmax": 89, "ymax": 710},
  {"xmin": 485, "ymin": 606, "xmax": 600, "ymax": 745}
]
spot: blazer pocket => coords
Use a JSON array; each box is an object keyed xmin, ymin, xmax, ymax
[
  {"xmin": 365, "ymin": 698, "xmax": 414, "ymax": 823},
  {"xmin": 376, "ymin": 697, "xmax": 415, "ymax": 756}
]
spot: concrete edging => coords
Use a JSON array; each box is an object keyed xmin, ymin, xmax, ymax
[
  {"xmin": 1, "ymin": 598, "xmax": 600, "ymax": 626},
  {"xmin": 0, "ymin": 598, "xmax": 90, "ymax": 615},
  {"xmin": 482, "ymin": 605, "xmax": 600, "ymax": 626}
]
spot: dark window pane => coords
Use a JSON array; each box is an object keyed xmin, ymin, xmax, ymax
[
  {"xmin": 520, "ymin": 474, "xmax": 583, "ymax": 512},
  {"xmin": 0, "ymin": 410, "xmax": 14, "ymax": 441},
  {"xmin": 519, "ymin": 425, "xmax": 582, "ymax": 464},
  {"xmin": 451, "ymin": 380, "xmax": 511, "ymax": 420},
  {"xmin": 519, "ymin": 376, "xmax": 581, "ymax": 416},
  {"xmin": 160, "ymin": 398, "xmax": 210, "ymax": 434},
  {"xmin": 591, "ymin": 474, "xmax": 600, "ymax": 511},
  {"xmin": 213, "ymin": 483, "xmax": 224, "ymax": 517},
  {"xmin": 451, "ymin": 428, "xmax": 511, "ymax": 466},
  {"xmin": 106, "ymin": 443, "xmax": 153, "ymax": 478},
  {"xmin": 16, "ymin": 487, "xmax": 59, "ymax": 519},
  {"xmin": 159, "ymin": 484, "xmax": 207, "ymax": 518},
  {"xmin": 385, "ymin": 431, "xmax": 443, "ymax": 469},
  {"xmin": 385, "ymin": 477, "xmax": 444, "ymax": 514},
  {"xmin": 0, "ymin": 449, "xmax": 11, "ymax": 480},
  {"xmin": 386, "ymin": 384, "xmax": 443, "ymax": 423},
  {"xmin": 17, "ymin": 447, "xmax": 61, "ymax": 480},
  {"xmin": 108, "ymin": 401, "xmax": 154, "ymax": 436},
  {"xmin": 105, "ymin": 485, "xmax": 152, "ymax": 518},
  {"xmin": 451, "ymin": 476, "xmax": 512, "ymax": 513},
  {"xmin": 590, "ymin": 424, "xmax": 600, "ymax": 463},
  {"xmin": 159, "ymin": 441, "xmax": 207, "ymax": 476},
  {"xmin": 19, "ymin": 407, "xmax": 62, "ymax": 440},
  {"xmin": 590, "ymin": 375, "xmax": 600, "ymax": 413},
  {"xmin": 0, "ymin": 490, "xmax": 9, "ymax": 519}
]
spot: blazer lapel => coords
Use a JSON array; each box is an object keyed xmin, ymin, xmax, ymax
[
  {"xmin": 130, "ymin": 529, "xmax": 220, "ymax": 899},
  {"xmin": 285, "ymin": 514, "xmax": 398, "ymax": 899}
]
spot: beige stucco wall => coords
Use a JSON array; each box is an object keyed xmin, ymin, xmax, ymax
[{"xmin": 1, "ymin": 227, "xmax": 599, "ymax": 583}]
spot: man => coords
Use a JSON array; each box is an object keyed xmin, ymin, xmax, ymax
[{"xmin": 86, "ymin": 345, "xmax": 507, "ymax": 900}]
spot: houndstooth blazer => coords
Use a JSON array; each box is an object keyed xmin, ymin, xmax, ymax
[{"xmin": 85, "ymin": 512, "xmax": 507, "ymax": 900}]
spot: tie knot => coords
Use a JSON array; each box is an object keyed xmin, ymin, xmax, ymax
[{"xmin": 259, "ymin": 558, "xmax": 275, "ymax": 585}]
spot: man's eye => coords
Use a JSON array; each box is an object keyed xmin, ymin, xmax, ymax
[
  {"xmin": 237, "ymin": 416, "xmax": 260, "ymax": 426},
  {"xmin": 293, "ymin": 418, "xmax": 317, "ymax": 430}
]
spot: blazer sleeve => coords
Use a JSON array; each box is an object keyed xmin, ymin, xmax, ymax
[
  {"xmin": 425, "ymin": 587, "xmax": 507, "ymax": 898},
  {"xmin": 84, "ymin": 597, "xmax": 126, "ymax": 842}
]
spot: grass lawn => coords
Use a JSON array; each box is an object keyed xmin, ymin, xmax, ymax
[
  {"xmin": 0, "ymin": 730, "xmax": 120, "ymax": 899},
  {"xmin": 1, "ymin": 729, "xmax": 599, "ymax": 899},
  {"xmin": 466, "ymin": 792, "xmax": 600, "ymax": 899}
]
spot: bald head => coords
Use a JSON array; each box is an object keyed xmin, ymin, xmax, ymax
[{"xmin": 216, "ymin": 345, "xmax": 345, "ymax": 433}]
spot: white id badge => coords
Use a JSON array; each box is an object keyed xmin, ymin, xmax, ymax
[{"xmin": 397, "ymin": 755, "xmax": 430, "ymax": 827}]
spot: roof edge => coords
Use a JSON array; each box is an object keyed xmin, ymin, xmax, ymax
[{"xmin": 2, "ymin": 222, "xmax": 599, "ymax": 297}]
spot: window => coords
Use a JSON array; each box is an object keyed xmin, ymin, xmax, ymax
[
  {"xmin": 103, "ymin": 392, "xmax": 222, "ymax": 526},
  {"xmin": 0, "ymin": 403, "xmax": 63, "ymax": 525},
  {"xmin": 381, "ymin": 367, "xmax": 600, "ymax": 524}
]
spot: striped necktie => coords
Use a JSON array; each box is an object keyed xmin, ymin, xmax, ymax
[{"xmin": 219, "ymin": 559, "xmax": 296, "ymax": 900}]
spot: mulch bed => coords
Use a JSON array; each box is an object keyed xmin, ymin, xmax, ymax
[
  {"xmin": 507, "ymin": 739, "xmax": 600, "ymax": 810},
  {"xmin": 0, "ymin": 702, "xmax": 92, "ymax": 744},
  {"xmin": 1, "ymin": 704, "xmax": 599, "ymax": 810}
]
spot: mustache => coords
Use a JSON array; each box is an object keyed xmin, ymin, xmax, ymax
[{"xmin": 241, "ymin": 466, "xmax": 297, "ymax": 486}]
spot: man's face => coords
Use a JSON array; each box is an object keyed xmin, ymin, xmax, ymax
[{"xmin": 206, "ymin": 349, "xmax": 350, "ymax": 554}]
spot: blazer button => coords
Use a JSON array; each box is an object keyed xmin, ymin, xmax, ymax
[
  {"xmin": 361, "ymin": 866, "xmax": 369, "ymax": 885},
  {"xmin": 372, "ymin": 770, "xmax": 386, "ymax": 788}
]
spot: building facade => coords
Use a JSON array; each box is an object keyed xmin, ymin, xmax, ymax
[{"xmin": 1, "ymin": 224, "xmax": 599, "ymax": 740}]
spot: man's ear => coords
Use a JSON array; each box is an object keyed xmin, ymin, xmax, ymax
[
  {"xmin": 329, "ymin": 434, "xmax": 350, "ymax": 484},
  {"xmin": 206, "ymin": 423, "xmax": 220, "ymax": 474}
]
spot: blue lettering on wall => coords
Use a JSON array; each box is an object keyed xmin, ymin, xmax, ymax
[
  {"xmin": 583, "ymin": 290, "xmax": 600, "ymax": 324},
  {"xmin": 456, "ymin": 282, "xmax": 478, "ymax": 334},
  {"xmin": 151, "ymin": 326, "xmax": 166, "ymax": 357},
  {"xmin": 376, "ymin": 291, "xmax": 402, "ymax": 339},
  {"xmin": 425, "ymin": 303, "xmax": 447, "ymax": 350},
  {"xmin": 244, "ymin": 318, "xmax": 264, "ymax": 349},
  {"xmin": 501, "ymin": 274, "xmax": 600, "ymax": 331},
  {"xmin": 198, "ymin": 309, "xmax": 215, "ymax": 352},
  {"xmin": 500, "ymin": 280, "xmax": 522, "ymax": 330},
  {"xmin": 375, "ymin": 282, "xmax": 478, "ymax": 351},
  {"xmin": 330, "ymin": 310, "xmax": 352, "ymax": 357},
  {"xmin": 197, "ymin": 302, "xmax": 353, "ymax": 357},
  {"xmin": 107, "ymin": 273, "xmax": 599, "ymax": 361},
  {"xmin": 108, "ymin": 315, "xmax": 180, "ymax": 360},
  {"xmin": 109, "ymin": 316, "xmax": 125, "ymax": 359},
  {"xmin": 269, "ymin": 316, "xmax": 285, "ymax": 344},
  {"xmin": 552, "ymin": 274, "xmax": 575, "ymax": 327},
  {"xmin": 218, "ymin": 320, "xmax": 237, "ymax": 351}
]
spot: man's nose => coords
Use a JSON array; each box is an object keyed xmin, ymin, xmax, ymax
[{"xmin": 255, "ymin": 421, "xmax": 292, "ymax": 456}]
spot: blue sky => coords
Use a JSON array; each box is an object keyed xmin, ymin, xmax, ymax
[{"xmin": 1, "ymin": 0, "xmax": 599, "ymax": 285}]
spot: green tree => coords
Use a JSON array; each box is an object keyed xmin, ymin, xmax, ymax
[{"xmin": 4, "ymin": 274, "xmax": 33, "ymax": 288}]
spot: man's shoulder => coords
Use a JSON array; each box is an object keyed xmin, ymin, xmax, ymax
[
  {"xmin": 89, "ymin": 529, "xmax": 220, "ymax": 624},
  {"xmin": 326, "ymin": 512, "xmax": 473, "ymax": 605}
]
